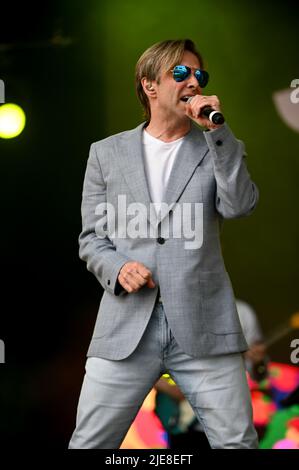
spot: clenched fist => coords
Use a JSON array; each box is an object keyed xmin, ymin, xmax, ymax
[{"xmin": 118, "ymin": 261, "xmax": 156, "ymax": 293}]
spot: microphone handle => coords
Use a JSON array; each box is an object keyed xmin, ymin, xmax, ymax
[{"xmin": 201, "ymin": 106, "xmax": 225, "ymax": 125}]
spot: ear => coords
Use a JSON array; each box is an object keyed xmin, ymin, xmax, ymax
[{"xmin": 141, "ymin": 77, "xmax": 157, "ymax": 98}]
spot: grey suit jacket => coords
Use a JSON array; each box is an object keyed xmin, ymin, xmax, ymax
[{"xmin": 79, "ymin": 122, "xmax": 259, "ymax": 360}]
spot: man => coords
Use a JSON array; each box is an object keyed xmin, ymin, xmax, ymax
[
  {"xmin": 237, "ymin": 299, "xmax": 268, "ymax": 382},
  {"xmin": 69, "ymin": 39, "xmax": 259, "ymax": 449}
]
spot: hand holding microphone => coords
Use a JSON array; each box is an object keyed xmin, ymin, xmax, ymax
[
  {"xmin": 196, "ymin": 104, "xmax": 225, "ymax": 125},
  {"xmin": 185, "ymin": 95, "xmax": 225, "ymax": 128}
]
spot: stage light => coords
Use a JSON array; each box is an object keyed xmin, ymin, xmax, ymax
[{"xmin": 0, "ymin": 103, "xmax": 26, "ymax": 139}]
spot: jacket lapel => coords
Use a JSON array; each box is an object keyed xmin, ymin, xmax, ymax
[
  {"xmin": 116, "ymin": 122, "xmax": 154, "ymax": 226},
  {"xmin": 160, "ymin": 123, "xmax": 209, "ymax": 224}
]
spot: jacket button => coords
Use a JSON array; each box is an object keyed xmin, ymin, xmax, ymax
[
  {"xmin": 107, "ymin": 280, "xmax": 110, "ymax": 285},
  {"xmin": 157, "ymin": 237, "xmax": 165, "ymax": 245},
  {"xmin": 216, "ymin": 139, "xmax": 223, "ymax": 146}
]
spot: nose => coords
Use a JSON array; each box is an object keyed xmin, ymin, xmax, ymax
[{"xmin": 186, "ymin": 73, "xmax": 199, "ymax": 90}]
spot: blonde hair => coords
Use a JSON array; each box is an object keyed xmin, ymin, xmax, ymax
[{"xmin": 135, "ymin": 39, "xmax": 204, "ymax": 121}]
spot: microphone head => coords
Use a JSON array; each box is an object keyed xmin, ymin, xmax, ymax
[{"xmin": 210, "ymin": 112, "xmax": 225, "ymax": 125}]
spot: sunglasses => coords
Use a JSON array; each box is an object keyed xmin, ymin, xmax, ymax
[{"xmin": 172, "ymin": 65, "xmax": 209, "ymax": 88}]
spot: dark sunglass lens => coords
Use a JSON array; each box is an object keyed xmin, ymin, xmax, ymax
[
  {"xmin": 173, "ymin": 65, "xmax": 190, "ymax": 82},
  {"xmin": 195, "ymin": 70, "xmax": 209, "ymax": 88}
]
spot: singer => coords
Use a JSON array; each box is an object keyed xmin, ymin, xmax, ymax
[{"xmin": 69, "ymin": 39, "xmax": 259, "ymax": 449}]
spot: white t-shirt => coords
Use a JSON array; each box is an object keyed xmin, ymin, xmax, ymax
[{"xmin": 142, "ymin": 129, "xmax": 184, "ymax": 216}]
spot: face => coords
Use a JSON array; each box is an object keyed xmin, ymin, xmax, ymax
[{"xmin": 152, "ymin": 50, "xmax": 203, "ymax": 120}]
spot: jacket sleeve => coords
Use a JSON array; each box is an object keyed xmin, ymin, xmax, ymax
[
  {"xmin": 204, "ymin": 123, "xmax": 259, "ymax": 219},
  {"xmin": 78, "ymin": 143, "xmax": 130, "ymax": 295}
]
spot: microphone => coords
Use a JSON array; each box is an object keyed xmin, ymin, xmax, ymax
[{"xmin": 187, "ymin": 97, "xmax": 225, "ymax": 125}]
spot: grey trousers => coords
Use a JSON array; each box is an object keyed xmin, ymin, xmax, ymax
[{"xmin": 69, "ymin": 300, "xmax": 258, "ymax": 449}]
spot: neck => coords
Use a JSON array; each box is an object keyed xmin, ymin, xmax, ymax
[{"xmin": 145, "ymin": 114, "xmax": 191, "ymax": 142}]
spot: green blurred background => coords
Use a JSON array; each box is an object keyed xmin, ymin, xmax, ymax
[{"xmin": 0, "ymin": 0, "xmax": 298, "ymax": 448}]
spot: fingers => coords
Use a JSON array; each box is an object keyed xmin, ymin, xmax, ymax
[
  {"xmin": 186, "ymin": 95, "xmax": 220, "ymax": 116},
  {"xmin": 245, "ymin": 344, "xmax": 266, "ymax": 363},
  {"xmin": 118, "ymin": 272, "xmax": 141, "ymax": 293},
  {"xmin": 185, "ymin": 95, "xmax": 222, "ymax": 129},
  {"xmin": 118, "ymin": 261, "xmax": 155, "ymax": 293}
]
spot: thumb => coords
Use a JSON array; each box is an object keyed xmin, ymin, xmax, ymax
[{"xmin": 146, "ymin": 277, "xmax": 156, "ymax": 288}]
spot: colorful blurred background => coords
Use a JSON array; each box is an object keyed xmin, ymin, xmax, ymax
[{"xmin": 0, "ymin": 0, "xmax": 299, "ymax": 449}]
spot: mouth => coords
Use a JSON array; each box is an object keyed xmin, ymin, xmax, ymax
[{"xmin": 180, "ymin": 95, "xmax": 196, "ymax": 102}]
